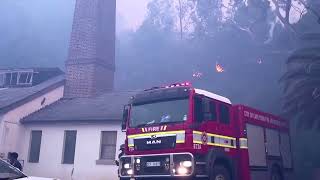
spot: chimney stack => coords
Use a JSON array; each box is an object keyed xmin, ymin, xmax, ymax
[{"xmin": 64, "ymin": 0, "xmax": 116, "ymax": 98}]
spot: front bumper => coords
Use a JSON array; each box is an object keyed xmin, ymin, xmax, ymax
[{"xmin": 119, "ymin": 152, "xmax": 194, "ymax": 178}]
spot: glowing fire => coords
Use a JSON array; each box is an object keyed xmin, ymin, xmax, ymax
[{"xmin": 215, "ymin": 62, "xmax": 224, "ymax": 73}]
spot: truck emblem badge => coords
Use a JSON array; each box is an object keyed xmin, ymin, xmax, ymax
[
  {"xmin": 151, "ymin": 135, "xmax": 157, "ymax": 139},
  {"xmin": 146, "ymin": 139, "xmax": 162, "ymax": 145},
  {"xmin": 201, "ymin": 132, "xmax": 208, "ymax": 145}
]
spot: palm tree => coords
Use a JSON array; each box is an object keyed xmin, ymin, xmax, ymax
[{"xmin": 280, "ymin": 33, "xmax": 320, "ymax": 130}]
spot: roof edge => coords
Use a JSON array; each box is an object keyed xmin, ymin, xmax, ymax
[
  {"xmin": 194, "ymin": 88, "xmax": 232, "ymax": 104},
  {"xmin": 0, "ymin": 79, "xmax": 65, "ymax": 114},
  {"xmin": 21, "ymin": 118, "xmax": 121, "ymax": 124}
]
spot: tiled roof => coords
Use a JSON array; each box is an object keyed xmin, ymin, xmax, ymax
[
  {"xmin": 0, "ymin": 75, "xmax": 65, "ymax": 114},
  {"xmin": 21, "ymin": 91, "xmax": 138, "ymax": 123}
]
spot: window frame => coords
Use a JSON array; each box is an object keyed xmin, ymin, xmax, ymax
[
  {"xmin": 194, "ymin": 95, "xmax": 204, "ymax": 123},
  {"xmin": 11, "ymin": 72, "xmax": 18, "ymax": 86},
  {"xmin": 202, "ymin": 96, "xmax": 218, "ymax": 122},
  {"xmin": 0, "ymin": 73, "xmax": 5, "ymax": 87},
  {"xmin": 194, "ymin": 95, "xmax": 218, "ymax": 123},
  {"xmin": 28, "ymin": 130, "xmax": 42, "ymax": 163},
  {"xmin": 17, "ymin": 72, "xmax": 33, "ymax": 85},
  {"xmin": 96, "ymin": 131, "xmax": 118, "ymax": 165},
  {"xmin": 61, "ymin": 130, "xmax": 77, "ymax": 164},
  {"xmin": 5, "ymin": 72, "xmax": 12, "ymax": 86},
  {"xmin": 218, "ymin": 103, "xmax": 231, "ymax": 124},
  {"xmin": 99, "ymin": 131, "xmax": 117, "ymax": 160}
]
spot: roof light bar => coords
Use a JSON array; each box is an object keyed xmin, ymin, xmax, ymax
[
  {"xmin": 144, "ymin": 82, "xmax": 191, "ymax": 91},
  {"xmin": 165, "ymin": 82, "xmax": 191, "ymax": 88}
]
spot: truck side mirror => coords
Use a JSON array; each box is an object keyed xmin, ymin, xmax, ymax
[
  {"xmin": 122, "ymin": 105, "xmax": 129, "ymax": 132},
  {"xmin": 115, "ymin": 160, "xmax": 119, "ymax": 166}
]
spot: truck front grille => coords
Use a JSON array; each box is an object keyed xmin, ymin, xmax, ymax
[{"xmin": 134, "ymin": 136, "xmax": 176, "ymax": 151}]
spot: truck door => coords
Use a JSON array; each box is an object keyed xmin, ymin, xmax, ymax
[
  {"xmin": 193, "ymin": 95, "xmax": 219, "ymax": 148},
  {"xmin": 216, "ymin": 102, "xmax": 236, "ymax": 141},
  {"xmin": 246, "ymin": 123, "xmax": 267, "ymax": 167},
  {"xmin": 194, "ymin": 96, "xmax": 236, "ymax": 149},
  {"xmin": 200, "ymin": 96, "xmax": 219, "ymax": 133}
]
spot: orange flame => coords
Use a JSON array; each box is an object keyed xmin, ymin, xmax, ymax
[{"xmin": 216, "ymin": 62, "xmax": 224, "ymax": 73}]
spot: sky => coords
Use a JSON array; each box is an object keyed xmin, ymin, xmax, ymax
[
  {"xmin": 117, "ymin": 0, "xmax": 150, "ymax": 31},
  {"xmin": 0, "ymin": 0, "xmax": 151, "ymax": 32}
]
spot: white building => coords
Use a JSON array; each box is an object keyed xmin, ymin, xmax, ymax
[
  {"xmin": 0, "ymin": 68, "xmax": 135, "ymax": 180},
  {"xmin": 0, "ymin": 68, "xmax": 65, "ymax": 161},
  {"xmin": 20, "ymin": 92, "xmax": 134, "ymax": 180}
]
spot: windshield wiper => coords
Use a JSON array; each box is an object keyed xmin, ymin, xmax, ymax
[
  {"xmin": 136, "ymin": 123, "xmax": 152, "ymax": 128},
  {"xmin": 135, "ymin": 120, "xmax": 183, "ymax": 128},
  {"xmin": 158, "ymin": 121, "xmax": 183, "ymax": 125}
]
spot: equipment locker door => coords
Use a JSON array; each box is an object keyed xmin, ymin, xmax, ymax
[{"xmin": 246, "ymin": 123, "xmax": 267, "ymax": 167}]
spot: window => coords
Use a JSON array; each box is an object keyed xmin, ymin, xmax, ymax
[
  {"xmin": 100, "ymin": 131, "xmax": 117, "ymax": 160},
  {"xmin": 26, "ymin": 72, "xmax": 32, "ymax": 83},
  {"xmin": 5, "ymin": 73, "xmax": 11, "ymax": 85},
  {"xmin": 2, "ymin": 71, "xmax": 33, "ymax": 87},
  {"xmin": 18, "ymin": 72, "xmax": 28, "ymax": 84},
  {"xmin": 219, "ymin": 104, "xmax": 230, "ymax": 124},
  {"xmin": 194, "ymin": 96, "xmax": 203, "ymax": 122},
  {"xmin": 18, "ymin": 72, "xmax": 32, "ymax": 85},
  {"xmin": 203, "ymin": 98, "xmax": 217, "ymax": 121},
  {"xmin": 11, "ymin": 73, "xmax": 18, "ymax": 85},
  {"xmin": 130, "ymin": 98, "xmax": 189, "ymax": 127},
  {"xmin": 194, "ymin": 96, "xmax": 217, "ymax": 122},
  {"xmin": 0, "ymin": 74, "xmax": 5, "ymax": 87},
  {"xmin": 28, "ymin": 131, "xmax": 42, "ymax": 163},
  {"xmin": 62, "ymin": 130, "xmax": 77, "ymax": 164}
]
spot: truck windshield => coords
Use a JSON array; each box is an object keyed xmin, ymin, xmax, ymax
[{"xmin": 129, "ymin": 98, "xmax": 189, "ymax": 128}]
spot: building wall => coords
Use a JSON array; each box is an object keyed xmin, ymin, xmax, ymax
[
  {"xmin": 0, "ymin": 86, "xmax": 64, "ymax": 159},
  {"xmin": 21, "ymin": 123, "xmax": 124, "ymax": 180}
]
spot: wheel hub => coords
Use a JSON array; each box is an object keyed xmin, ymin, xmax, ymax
[
  {"xmin": 271, "ymin": 174, "xmax": 281, "ymax": 180},
  {"xmin": 215, "ymin": 174, "xmax": 225, "ymax": 180}
]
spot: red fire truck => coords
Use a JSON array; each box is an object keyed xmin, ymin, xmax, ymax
[{"xmin": 119, "ymin": 82, "xmax": 293, "ymax": 180}]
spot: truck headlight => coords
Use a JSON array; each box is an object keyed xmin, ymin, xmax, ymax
[
  {"xmin": 181, "ymin": 161, "xmax": 192, "ymax": 168},
  {"xmin": 173, "ymin": 153, "xmax": 193, "ymax": 176},
  {"xmin": 127, "ymin": 169, "xmax": 133, "ymax": 175},
  {"xmin": 177, "ymin": 167, "xmax": 188, "ymax": 175},
  {"xmin": 136, "ymin": 158, "xmax": 141, "ymax": 164},
  {"xmin": 124, "ymin": 163, "xmax": 130, "ymax": 169}
]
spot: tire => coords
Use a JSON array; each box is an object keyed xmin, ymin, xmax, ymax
[
  {"xmin": 209, "ymin": 165, "xmax": 231, "ymax": 180},
  {"xmin": 270, "ymin": 167, "xmax": 283, "ymax": 180}
]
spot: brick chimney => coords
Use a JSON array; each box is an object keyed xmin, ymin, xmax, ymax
[{"xmin": 64, "ymin": 0, "xmax": 116, "ymax": 98}]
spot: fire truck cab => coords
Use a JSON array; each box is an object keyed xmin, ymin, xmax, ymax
[{"xmin": 119, "ymin": 82, "xmax": 293, "ymax": 180}]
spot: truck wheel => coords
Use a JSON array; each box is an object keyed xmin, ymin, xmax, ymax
[
  {"xmin": 271, "ymin": 166, "xmax": 282, "ymax": 180},
  {"xmin": 210, "ymin": 165, "xmax": 231, "ymax": 180}
]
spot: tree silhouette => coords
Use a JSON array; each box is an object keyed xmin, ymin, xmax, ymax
[{"xmin": 280, "ymin": 33, "xmax": 320, "ymax": 130}]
